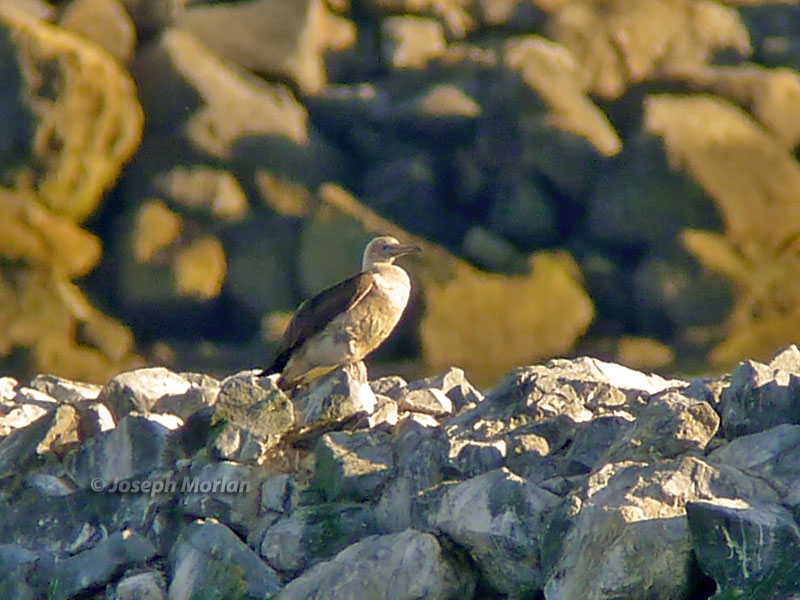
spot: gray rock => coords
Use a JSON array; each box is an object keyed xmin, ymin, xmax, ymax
[
  {"xmin": 446, "ymin": 437, "xmax": 507, "ymax": 478},
  {"xmin": 367, "ymin": 395, "xmax": 399, "ymax": 429},
  {"xmin": 292, "ymin": 364, "xmax": 376, "ymax": 431},
  {"xmin": 0, "ymin": 543, "xmax": 38, "ymax": 600},
  {"xmin": 543, "ymin": 456, "xmax": 780, "ymax": 600},
  {"xmin": 260, "ymin": 503, "xmax": 377, "ymax": 575},
  {"xmin": 0, "ymin": 376, "xmax": 17, "ymax": 403},
  {"xmin": 0, "ymin": 404, "xmax": 81, "ymax": 478},
  {"xmin": 486, "ymin": 356, "xmax": 684, "ymax": 424},
  {"xmin": 376, "ymin": 416, "xmax": 445, "ymax": 532},
  {"xmin": 152, "ymin": 372, "xmax": 220, "ymax": 420},
  {"xmin": 181, "ymin": 460, "xmax": 262, "ymax": 536},
  {"xmin": 710, "ymin": 423, "xmax": 800, "ymax": 508},
  {"xmin": 64, "ymin": 412, "xmax": 179, "ymax": 488},
  {"xmin": 167, "ymin": 519, "xmax": 281, "ymax": 600},
  {"xmin": 687, "ymin": 498, "xmax": 800, "ymax": 599},
  {"xmin": 261, "ymin": 474, "xmax": 296, "ymax": 514},
  {"xmin": 115, "ymin": 570, "xmax": 166, "ymax": 600},
  {"xmin": 422, "ymin": 468, "xmax": 560, "ymax": 596},
  {"xmin": 28, "ymin": 374, "xmax": 101, "ymax": 403},
  {"xmin": 24, "ymin": 473, "xmax": 75, "ymax": 497},
  {"xmin": 408, "ymin": 367, "xmax": 483, "ymax": 412},
  {"xmin": 397, "ymin": 387, "xmax": 453, "ymax": 417},
  {"xmin": 210, "ymin": 371, "xmax": 293, "ymax": 462},
  {"xmin": 98, "ymin": 367, "xmax": 192, "ymax": 421},
  {"xmin": 598, "ymin": 390, "xmax": 719, "ymax": 464},
  {"xmin": 44, "ymin": 529, "xmax": 157, "ymax": 600},
  {"xmin": 275, "ymin": 530, "xmax": 475, "ymax": 600},
  {"xmin": 73, "ymin": 401, "xmax": 116, "ymax": 440},
  {"xmin": 370, "ymin": 375, "xmax": 408, "ymax": 400},
  {"xmin": 315, "ymin": 430, "xmax": 393, "ymax": 501},
  {"xmin": 720, "ymin": 345, "xmax": 800, "ymax": 436}
]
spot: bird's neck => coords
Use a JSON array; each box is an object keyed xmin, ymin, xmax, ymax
[{"xmin": 370, "ymin": 263, "xmax": 411, "ymax": 302}]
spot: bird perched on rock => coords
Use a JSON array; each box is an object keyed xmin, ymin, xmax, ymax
[{"xmin": 264, "ymin": 236, "xmax": 420, "ymax": 391}]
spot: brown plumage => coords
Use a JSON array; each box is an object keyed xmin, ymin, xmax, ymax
[{"xmin": 264, "ymin": 236, "xmax": 420, "ymax": 390}]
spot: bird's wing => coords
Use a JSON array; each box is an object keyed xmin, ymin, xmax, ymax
[{"xmin": 264, "ymin": 272, "xmax": 375, "ymax": 374}]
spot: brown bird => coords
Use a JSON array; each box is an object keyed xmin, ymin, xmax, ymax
[{"xmin": 264, "ymin": 236, "xmax": 420, "ymax": 390}]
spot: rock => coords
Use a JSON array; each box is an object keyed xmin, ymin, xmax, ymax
[
  {"xmin": 209, "ymin": 371, "xmax": 293, "ymax": 462},
  {"xmin": 292, "ymin": 365, "xmax": 376, "ymax": 431},
  {"xmin": 181, "ymin": 460, "xmax": 262, "ymax": 536},
  {"xmin": 315, "ymin": 430, "xmax": 393, "ymax": 501},
  {"xmin": 168, "ymin": 519, "xmax": 281, "ymax": 600},
  {"xmin": 42, "ymin": 529, "xmax": 157, "ymax": 600},
  {"xmin": 461, "ymin": 225, "xmax": 527, "ymax": 272},
  {"xmin": 710, "ymin": 423, "xmax": 800, "ymax": 508},
  {"xmin": 153, "ymin": 166, "xmax": 248, "ymax": 221},
  {"xmin": 598, "ymin": 390, "xmax": 719, "ymax": 464},
  {"xmin": 73, "ymin": 401, "xmax": 116, "ymax": 440},
  {"xmin": 0, "ymin": 543, "xmax": 38, "ymax": 600},
  {"xmin": 370, "ymin": 375, "xmax": 408, "ymax": 400},
  {"xmin": 366, "ymin": 395, "xmax": 398, "ymax": 429},
  {"xmin": 25, "ymin": 473, "xmax": 75, "ymax": 497},
  {"xmin": 274, "ymin": 530, "xmax": 475, "ymax": 600},
  {"xmin": 0, "ymin": 401, "xmax": 49, "ymax": 439},
  {"xmin": 543, "ymin": 455, "xmax": 780, "ymax": 600},
  {"xmin": 588, "ymin": 133, "xmax": 718, "ymax": 249},
  {"xmin": 632, "ymin": 251, "xmax": 733, "ymax": 334},
  {"xmin": 177, "ymin": 0, "xmax": 356, "ymax": 94},
  {"xmin": 152, "ymin": 372, "xmax": 220, "ymax": 420},
  {"xmin": 421, "ymin": 468, "xmax": 559, "ymax": 596},
  {"xmin": 64, "ymin": 412, "xmax": 179, "ymax": 488},
  {"xmin": 485, "ymin": 174, "xmax": 558, "ymax": 250},
  {"xmin": 487, "ymin": 355, "xmax": 684, "ymax": 421},
  {"xmin": 687, "ymin": 498, "xmax": 800, "ymax": 599},
  {"xmin": 376, "ymin": 416, "xmax": 445, "ymax": 532},
  {"xmin": 224, "ymin": 213, "xmax": 299, "ymax": 318},
  {"xmin": 397, "ymin": 387, "xmax": 452, "ymax": 417},
  {"xmin": 98, "ymin": 367, "xmax": 192, "ymax": 421},
  {"xmin": 360, "ymin": 154, "xmax": 461, "ymax": 246},
  {"xmin": 261, "ymin": 474, "xmax": 296, "ymax": 514},
  {"xmin": 0, "ymin": 404, "xmax": 81, "ymax": 478},
  {"xmin": 409, "ymin": 367, "xmax": 483, "ymax": 412},
  {"xmin": 260, "ymin": 503, "xmax": 377, "ymax": 575},
  {"xmin": 445, "ymin": 438, "xmax": 506, "ymax": 478},
  {"xmin": 381, "ymin": 16, "xmax": 446, "ymax": 69},
  {"xmin": 60, "ymin": 0, "xmax": 136, "ymax": 63},
  {"xmin": 28, "ymin": 374, "xmax": 101, "ymax": 403},
  {"xmin": 719, "ymin": 346, "xmax": 800, "ymax": 437},
  {"xmin": 115, "ymin": 570, "xmax": 166, "ymax": 600}
]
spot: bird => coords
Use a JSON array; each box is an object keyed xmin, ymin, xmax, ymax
[{"xmin": 264, "ymin": 236, "xmax": 420, "ymax": 391}]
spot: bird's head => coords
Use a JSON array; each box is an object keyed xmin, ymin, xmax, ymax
[{"xmin": 362, "ymin": 236, "xmax": 421, "ymax": 269}]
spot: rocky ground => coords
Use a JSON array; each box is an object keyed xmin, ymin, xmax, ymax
[{"xmin": 2, "ymin": 347, "xmax": 800, "ymax": 599}]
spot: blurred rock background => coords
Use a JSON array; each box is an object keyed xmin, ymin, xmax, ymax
[{"xmin": 1, "ymin": 0, "xmax": 800, "ymax": 386}]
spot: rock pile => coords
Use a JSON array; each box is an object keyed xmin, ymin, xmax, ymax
[{"xmin": 2, "ymin": 347, "xmax": 800, "ymax": 599}]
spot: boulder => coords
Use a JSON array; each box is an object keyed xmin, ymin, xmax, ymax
[
  {"xmin": 421, "ymin": 468, "xmax": 560, "ymax": 595},
  {"xmin": 274, "ymin": 530, "xmax": 475, "ymax": 600},
  {"xmin": 719, "ymin": 346, "xmax": 800, "ymax": 437},
  {"xmin": 260, "ymin": 502, "xmax": 377, "ymax": 575},
  {"xmin": 315, "ymin": 430, "xmax": 393, "ymax": 501},
  {"xmin": 64, "ymin": 412, "xmax": 180, "ymax": 488},
  {"xmin": 168, "ymin": 519, "xmax": 281, "ymax": 600},
  {"xmin": 209, "ymin": 371, "xmax": 293, "ymax": 462},
  {"xmin": 687, "ymin": 498, "xmax": 800, "ymax": 599}
]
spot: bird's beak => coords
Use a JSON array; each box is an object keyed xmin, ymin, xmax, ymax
[{"xmin": 390, "ymin": 243, "xmax": 422, "ymax": 257}]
